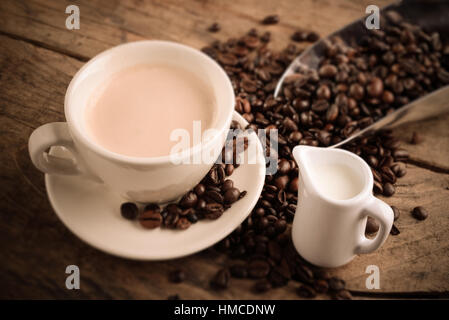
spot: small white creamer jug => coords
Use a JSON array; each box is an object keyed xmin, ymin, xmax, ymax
[{"xmin": 291, "ymin": 145, "xmax": 394, "ymax": 268}]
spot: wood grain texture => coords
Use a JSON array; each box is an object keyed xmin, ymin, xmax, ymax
[{"xmin": 0, "ymin": 0, "xmax": 448, "ymax": 299}]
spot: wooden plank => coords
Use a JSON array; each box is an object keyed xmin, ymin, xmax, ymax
[
  {"xmin": 0, "ymin": 0, "xmax": 391, "ymax": 59},
  {"xmin": 1, "ymin": 0, "xmax": 449, "ymax": 298},
  {"xmin": 394, "ymin": 115, "xmax": 449, "ymax": 173}
]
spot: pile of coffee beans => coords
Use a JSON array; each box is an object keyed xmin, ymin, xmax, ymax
[
  {"xmin": 120, "ymin": 125, "xmax": 248, "ymax": 230},
  {"xmin": 197, "ymin": 10, "xmax": 441, "ymax": 298}
]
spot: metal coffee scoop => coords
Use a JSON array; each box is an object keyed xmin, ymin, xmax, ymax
[{"xmin": 274, "ymin": 0, "xmax": 449, "ymax": 148}]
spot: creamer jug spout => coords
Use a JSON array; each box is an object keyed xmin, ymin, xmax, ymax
[{"xmin": 292, "ymin": 145, "xmax": 315, "ymax": 191}]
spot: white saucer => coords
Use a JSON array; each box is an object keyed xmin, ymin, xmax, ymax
[{"xmin": 45, "ymin": 112, "xmax": 266, "ymax": 260}]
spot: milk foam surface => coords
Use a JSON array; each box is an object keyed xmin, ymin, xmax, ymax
[{"xmin": 85, "ymin": 64, "xmax": 215, "ymax": 158}]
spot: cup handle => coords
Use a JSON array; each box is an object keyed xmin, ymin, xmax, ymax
[
  {"xmin": 28, "ymin": 122, "xmax": 102, "ymax": 183},
  {"xmin": 355, "ymin": 196, "xmax": 394, "ymax": 254}
]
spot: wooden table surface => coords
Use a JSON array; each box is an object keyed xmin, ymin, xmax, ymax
[{"xmin": 1, "ymin": 0, "xmax": 448, "ymax": 299}]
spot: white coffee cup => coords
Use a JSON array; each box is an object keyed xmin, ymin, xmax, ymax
[
  {"xmin": 28, "ymin": 41, "xmax": 235, "ymax": 203},
  {"xmin": 292, "ymin": 146, "xmax": 394, "ymax": 268}
]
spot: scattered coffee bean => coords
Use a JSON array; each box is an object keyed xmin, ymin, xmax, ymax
[
  {"xmin": 253, "ymin": 279, "xmax": 272, "ymax": 293},
  {"xmin": 390, "ymin": 224, "xmax": 400, "ymax": 235},
  {"xmin": 410, "ymin": 131, "xmax": 422, "ymax": 144},
  {"xmin": 230, "ymin": 265, "xmax": 248, "ymax": 278},
  {"xmin": 194, "ymin": 183, "xmax": 206, "ymax": 196},
  {"xmin": 120, "ymin": 202, "xmax": 138, "ymax": 220},
  {"xmin": 180, "ymin": 191, "xmax": 198, "ymax": 209},
  {"xmin": 365, "ymin": 216, "xmax": 380, "ymax": 234},
  {"xmin": 261, "ymin": 14, "xmax": 279, "ymax": 25},
  {"xmin": 144, "ymin": 203, "xmax": 160, "ymax": 212},
  {"xmin": 139, "ymin": 210, "xmax": 162, "ymax": 229},
  {"xmin": 248, "ymin": 259, "xmax": 271, "ymax": 279},
  {"xmin": 208, "ymin": 22, "xmax": 221, "ymax": 33},
  {"xmin": 328, "ymin": 277, "xmax": 346, "ymax": 291},
  {"xmin": 314, "ymin": 279, "xmax": 329, "ymax": 293},
  {"xmin": 297, "ymin": 284, "xmax": 317, "ymax": 298},
  {"xmin": 210, "ymin": 268, "xmax": 230, "ymax": 290},
  {"xmin": 168, "ymin": 269, "xmax": 186, "ymax": 283},
  {"xmin": 383, "ymin": 182, "xmax": 396, "ymax": 197},
  {"xmin": 176, "ymin": 217, "xmax": 192, "ymax": 230},
  {"xmin": 224, "ymin": 188, "xmax": 240, "ymax": 204},
  {"xmin": 412, "ymin": 206, "xmax": 428, "ymax": 221},
  {"xmin": 333, "ymin": 289, "xmax": 353, "ymax": 300}
]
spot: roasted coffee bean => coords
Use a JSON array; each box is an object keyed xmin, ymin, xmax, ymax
[
  {"xmin": 205, "ymin": 190, "xmax": 224, "ymax": 204},
  {"xmin": 248, "ymin": 259, "xmax": 271, "ymax": 278},
  {"xmin": 297, "ymin": 285, "xmax": 317, "ymax": 298},
  {"xmin": 166, "ymin": 203, "xmax": 182, "ymax": 215},
  {"xmin": 139, "ymin": 210, "xmax": 162, "ymax": 229},
  {"xmin": 365, "ymin": 216, "xmax": 380, "ymax": 234},
  {"xmin": 261, "ymin": 14, "xmax": 279, "ymax": 25},
  {"xmin": 391, "ymin": 162, "xmax": 407, "ymax": 177},
  {"xmin": 410, "ymin": 131, "xmax": 422, "ymax": 144},
  {"xmin": 412, "ymin": 206, "xmax": 428, "ymax": 221},
  {"xmin": 230, "ymin": 265, "xmax": 248, "ymax": 278},
  {"xmin": 222, "ymin": 179, "xmax": 234, "ymax": 192},
  {"xmin": 208, "ymin": 22, "xmax": 221, "ymax": 33},
  {"xmin": 367, "ymin": 77, "xmax": 384, "ymax": 97},
  {"xmin": 268, "ymin": 267, "xmax": 289, "ymax": 288},
  {"xmin": 314, "ymin": 279, "xmax": 329, "ymax": 293},
  {"xmin": 293, "ymin": 264, "xmax": 314, "ymax": 284},
  {"xmin": 349, "ymin": 83, "xmax": 365, "ymax": 100},
  {"xmin": 144, "ymin": 203, "xmax": 160, "ymax": 212},
  {"xmin": 210, "ymin": 268, "xmax": 230, "ymax": 290},
  {"xmin": 224, "ymin": 187, "xmax": 240, "ymax": 204},
  {"xmin": 383, "ymin": 182, "xmax": 395, "ymax": 197},
  {"xmin": 393, "ymin": 149, "xmax": 409, "ymax": 161},
  {"xmin": 176, "ymin": 217, "xmax": 191, "ymax": 230},
  {"xmin": 164, "ymin": 211, "xmax": 179, "ymax": 228},
  {"xmin": 274, "ymin": 219, "xmax": 287, "ymax": 234},
  {"xmin": 252, "ymin": 279, "xmax": 272, "ymax": 293},
  {"xmin": 276, "ymin": 190, "xmax": 287, "ymax": 204},
  {"xmin": 205, "ymin": 203, "xmax": 224, "ymax": 219},
  {"xmin": 391, "ymin": 205, "xmax": 400, "ymax": 221},
  {"xmin": 168, "ymin": 269, "xmax": 186, "ymax": 283},
  {"xmin": 274, "ymin": 175, "xmax": 289, "ymax": 190},
  {"xmin": 180, "ymin": 191, "xmax": 198, "ymax": 208},
  {"xmin": 277, "ymin": 159, "xmax": 291, "ymax": 175},
  {"xmin": 291, "ymin": 30, "xmax": 309, "ymax": 42},
  {"xmin": 267, "ymin": 241, "xmax": 282, "ymax": 262},
  {"xmin": 167, "ymin": 294, "xmax": 180, "ymax": 300},
  {"xmin": 328, "ymin": 277, "xmax": 346, "ymax": 291},
  {"xmin": 196, "ymin": 198, "xmax": 207, "ymax": 211},
  {"xmin": 373, "ymin": 180, "xmax": 383, "ymax": 194},
  {"xmin": 208, "ymin": 166, "xmax": 220, "ymax": 184},
  {"xmin": 307, "ymin": 31, "xmax": 320, "ymax": 42},
  {"xmin": 186, "ymin": 212, "xmax": 199, "ymax": 223},
  {"xmin": 381, "ymin": 166, "xmax": 396, "ymax": 184},
  {"xmin": 225, "ymin": 164, "xmax": 235, "ymax": 176},
  {"xmin": 319, "ymin": 64, "xmax": 337, "ymax": 78},
  {"xmin": 390, "ymin": 224, "xmax": 400, "ymax": 235},
  {"xmin": 314, "ymin": 269, "xmax": 331, "ymax": 280},
  {"xmin": 333, "ymin": 289, "xmax": 353, "ymax": 300},
  {"xmin": 194, "ymin": 183, "xmax": 206, "ymax": 196},
  {"xmin": 288, "ymin": 177, "xmax": 299, "ymax": 193},
  {"xmin": 120, "ymin": 202, "xmax": 138, "ymax": 220}
]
